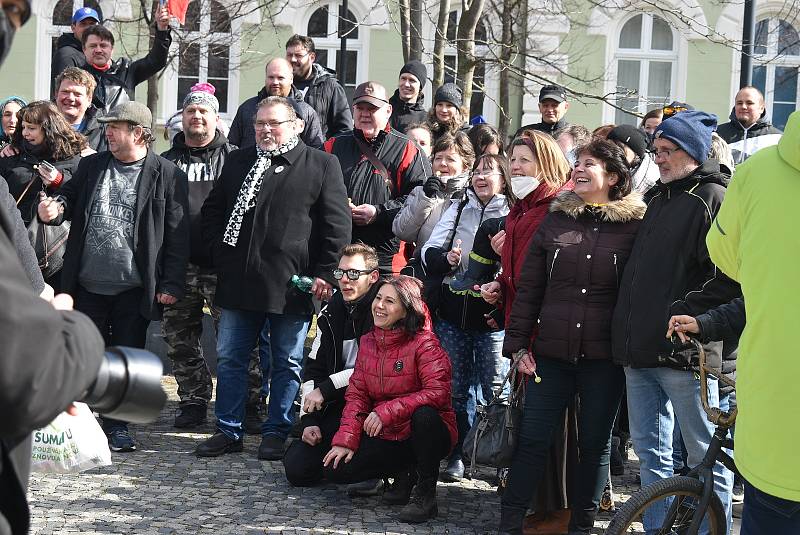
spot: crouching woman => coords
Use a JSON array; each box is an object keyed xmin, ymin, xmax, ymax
[{"xmin": 323, "ymin": 275, "xmax": 457, "ymax": 524}]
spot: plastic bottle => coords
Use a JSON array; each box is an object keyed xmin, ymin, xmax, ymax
[{"xmin": 291, "ymin": 275, "xmax": 315, "ymax": 293}]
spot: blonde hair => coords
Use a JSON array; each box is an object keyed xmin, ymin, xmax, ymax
[{"xmin": 511, "ymin": 130, "xmax": 571, "ymax": 193}]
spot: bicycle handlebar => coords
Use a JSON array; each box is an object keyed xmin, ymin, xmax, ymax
[{"xmin": 689, "ymin": 338, "xmax": 737, "ymax": 428}]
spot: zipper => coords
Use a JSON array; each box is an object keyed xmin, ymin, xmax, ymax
[
  {"xmin": 613, "ymin": 253, "xmax": 619, "ymax": 289},
  {"xmin": 379, "ymin": 330, "xmax": 386, "ymax": 394},
  {"xmin": 549, "ymin": 248, "xmax": 561, "ymax": 279}
]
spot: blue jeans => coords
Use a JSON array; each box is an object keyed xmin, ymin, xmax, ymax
[
  {"xmin": 215, "ymin": 308, "xmax": 309, "ymax": 441},
  {"xmin": 625, "ymin": 367, "xmax": 734, "ymax": 535},
  {"xmin": 741, "ymin": 482, "xmax": 800, "ymax": 535},
  {"xmin": 434, "ymin": 319, "xmax": 507, "ymax": 454}
]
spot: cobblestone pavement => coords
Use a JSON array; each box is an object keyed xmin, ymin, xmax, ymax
[{"xmin": 28, "ymin": 375, "xmax": 653, "ymax": 535}]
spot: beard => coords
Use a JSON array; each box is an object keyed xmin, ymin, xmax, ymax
[{"xmin": 185, "ymin": 124, "xmax": 210, "ymax": 141}]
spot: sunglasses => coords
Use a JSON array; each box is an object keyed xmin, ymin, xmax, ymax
[
  {"xmin": 662, "ymin": 106, "xmax": 688, "ymax": 118},
  {"xmin": 332, "ymin": 268, "xmax": 375, "ymax": 280}
]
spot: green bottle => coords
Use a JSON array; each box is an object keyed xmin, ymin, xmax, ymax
[{"xmin": 291, "ymin": 274, "xmax": 314, "ymax": 293}]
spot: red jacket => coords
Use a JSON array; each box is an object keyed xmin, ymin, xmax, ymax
[
  {"xmin": 498, "ymin": 181, "xmax": 573, "ymax": 323},
  {"xmin": 331, "ymin": 326, "xmax": 458, "ymax": 452}
]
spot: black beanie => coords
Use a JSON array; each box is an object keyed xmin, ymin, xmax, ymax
[
  {"xmin": 434, "ymin": 83, "xmax": 462, "ymax": 108},
  {"xmin": 399, "ymin": 60, "xmax": 427, "ymax": 90},
  {"xmin": 608, "ymin": 125, "xmax": 649, "ymax": 159}
]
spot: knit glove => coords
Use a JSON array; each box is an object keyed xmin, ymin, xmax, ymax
[{"xmin": 422, "ymin": 176, "xmax": 444, "ymax": 198}]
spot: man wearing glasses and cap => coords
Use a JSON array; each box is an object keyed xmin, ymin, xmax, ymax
[
  {"xmin": 516, "ymin": 84, "xmax": 571, "ymax": 138},
  {"xmin": 51, "ymin": 6, "xmax": 99, "ymax": 91},
  {"xmin": 324, "ymin": 81, "xmax": 430, "ymax": 273}
]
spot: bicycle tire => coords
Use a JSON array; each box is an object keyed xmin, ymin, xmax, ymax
[{"xmin": 605, "ymin": 476, "xmax": 727, "ymax": 535}]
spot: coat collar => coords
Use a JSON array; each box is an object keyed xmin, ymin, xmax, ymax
[{"xmin": 550, "ymin": 190, "xmax": 647, "ymax": 223}]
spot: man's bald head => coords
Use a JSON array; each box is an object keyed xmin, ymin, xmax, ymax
[{"xmin": 265, "ymin": 58, "xmax": 294, "ymax": 97}]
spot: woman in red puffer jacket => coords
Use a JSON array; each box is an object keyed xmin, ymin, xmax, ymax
[{"xmin": 323, "ymin": 275, "xmax": 457, "ymax": 524}]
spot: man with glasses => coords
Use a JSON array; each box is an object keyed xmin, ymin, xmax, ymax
[
  {"xmin": 197, "ymin": 96, "xmax": 351, "ymax": 460},
  {"xmin": 285, "ymin": 34, "xmax": 352, "ymax": 138},
  {"xmin": 611, "ymin": 110, "xmax": 740, "ymax": 534},
  {"xmin": 324, "ymin": 81, "xmax": 430, "ymax": 273},
  {"xmin": 51, "ymin": 6, "xmax": 99, "ymax": 92},
  {"xmin": 283, "ymin": 243, "xmax": 381, "ymax": 486}
]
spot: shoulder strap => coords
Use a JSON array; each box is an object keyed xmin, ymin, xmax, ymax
[
  {"xmin": 15, "ymin": 176, "xmax": 38, "ymax": 206},
  {"xmin": 353, "ymin": 134, "xmax": 389, "ymax": 180},
  {"xmin": 444, "ymin": 195, "xmax": 470, "ymax": 251}
]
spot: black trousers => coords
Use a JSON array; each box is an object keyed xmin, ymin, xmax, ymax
[
  {"xmin": 323, "ymin": 406, "xmax": 451, "ymax": 484},
  {"xmin": 282, "ymin": 403, "xmax": 344, "ymax": 486},
  {"xmin": 75, "ymin": 286, "xmax": 150, "ymax": 431}
]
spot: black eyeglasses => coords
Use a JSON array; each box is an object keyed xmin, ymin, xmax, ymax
[
  {"xmin": 333, "ymin": 268, "xmax": 375, "ymax": 280},
  {"xmin": 254, "ymin": 119, "xmax": 294, "ymax": 130}
]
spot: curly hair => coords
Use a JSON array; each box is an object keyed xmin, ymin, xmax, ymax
[
  {"xmin": 574, "ymin": 138, "xmax": 633, "ymax": 201},
  {"xmin": 376, "ymin": 276, "xmax": 428, "ymax": 334},
  {"xmin": 426, "ymin": 106, "xmax": 466, "ymax": 138},
  {"xmin": 12, "ymin": 101, "xmax": 87, "ymax": 160}
]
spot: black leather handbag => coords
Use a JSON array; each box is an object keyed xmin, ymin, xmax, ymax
[{"xmin": 463, "ymin": 351, "xmax": 526, "ymax": 477}]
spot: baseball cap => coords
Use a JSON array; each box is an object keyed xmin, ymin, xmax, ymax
[
  {"xmin": 98, "ymin": 101, "xmax": 153, "ymax": 127},
  {"xmin": 72, "ymin": 7, "xmax": 101, "ymax": 24},
  {"xmin": 539, "ymin": 84, "xmax": 567, "ymax": 103},
  {"xmin": 352, "ymin": 82, "xmax": 389, "ymax": 107}
]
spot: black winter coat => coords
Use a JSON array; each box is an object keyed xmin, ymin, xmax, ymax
[
  {"xmin": 51, "ymin": 150, "xmax": 190, "ymax": 320},
  {"xmin": 515, "ymin": 117, "xmax": 570, "ymax": 139},
  {"xmin": 0, "ymin": 150, "xmax": 82, "ymax": 224},
  {"xmin": 504, "ymin": 191, "xmax": 646, "ymax": 362},
  {"xmin": 324, "ymin": 127, "xmax": 429, "ymax": 271},
  {"xmin": 611, "ymin": 159, "xmax": 742, "ymax": 370},
  {"xmin": 299, "ymin": 282, "xmax": 379, "ymax": 430},
  {"xmin": 161, "ymin": 131, "xmax": 235, "ymax": 267},
  {"xmin": 389, "ymin": 90, "xmax": 427, "ymax": 134},
  {"xmin": 295, "ymin": 63, "xmax": 353, "ymax": 137},
  {"xmin": 716, "ymin": 108, "xmax": 783, "ymax": 164},
  {"xmin": 77, "ymin": 106, "xmax": 108, "ymax": 153},
  {"xmin": 51, "ymin": 33, "xmax": 85, "ymax": 94},
  {"xmin": 0, "ymin": 191, "xmax": 104, "ymax": 535},
  {"xmin": 201, "ymin": 141, "xmax": 351, "ymax": 315},
  {"xmin": 228, "ymin": 86, "xmax": 325, "ymax": 149},
  {"xmin": 83, "ymin": 30, "xmax": 171, "ymax": 113}
]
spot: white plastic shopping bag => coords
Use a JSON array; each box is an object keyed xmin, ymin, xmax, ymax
[{"xmin": 30, "ymin": 402, "xmax": 112, "ymax": 474}]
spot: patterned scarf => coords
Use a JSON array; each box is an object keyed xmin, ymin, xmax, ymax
[{"xmin": 223, "ymin": 136, "xmax": 299, "ymax": 246}]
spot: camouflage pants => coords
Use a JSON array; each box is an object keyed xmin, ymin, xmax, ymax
[{"xmin": 162, "ymin": 264, "xmax": 264, "ymax": 406}]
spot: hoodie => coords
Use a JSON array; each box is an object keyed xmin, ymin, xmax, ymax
[
  {"xmin": 611, "ymin": 159, "xmax": 741, "ymax": 369},
  {"xmin": 389, "ymin": 89, "xmax": 427, "ymax": 134},
  {"xmin": 51, "ymin": 33, "xmax": 85, "ymax": 94},
  {"xmin": 716, "ymin": 108, "xmax": 782, "ymax": 164},
  {"xmin": 160, "ymin": 131, "xmax": 235, "ymax": 267}
]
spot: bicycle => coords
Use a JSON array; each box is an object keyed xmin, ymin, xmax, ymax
[{"xmin": 605, "ymin": 338, "xmax": 738, "ymax": 535}]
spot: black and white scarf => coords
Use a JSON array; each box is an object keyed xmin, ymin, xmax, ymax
[{"xmin": 223, "ymin": 136, "xmax": 299, "ymax": 246}]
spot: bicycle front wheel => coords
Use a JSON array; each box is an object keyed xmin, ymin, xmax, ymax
[{"xmin": 605, "ymin": 476, "xmax": 727, "ymax": 535}]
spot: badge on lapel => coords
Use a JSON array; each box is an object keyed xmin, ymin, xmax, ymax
[
  {"xmin": 274, "ymin": 165, "xmax": 285, "ymax": 174},
  {"xmin": 394, "ymin": 360, "xmax": 404, "ymax": 372}
]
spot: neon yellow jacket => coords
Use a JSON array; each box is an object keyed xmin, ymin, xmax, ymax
[{"xmin": 707, "ymin": 110, "xmax": 800, "ymax": 501}]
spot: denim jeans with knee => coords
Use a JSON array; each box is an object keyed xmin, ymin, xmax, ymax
[
  {"xmin": 215, "ymin": 308, "xmax": 309, "ymax": 441},
  {"xmin": 625, "ymin": 366, "xmax": 734, "ymax": 535},
  {"xmin": 434, "ymin": 319, "xmax": 507, "ymax": 454}
]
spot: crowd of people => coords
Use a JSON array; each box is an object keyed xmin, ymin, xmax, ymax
[{"xmin": 1, "ymin": 4, "xmax": 798, "ymax": 535}]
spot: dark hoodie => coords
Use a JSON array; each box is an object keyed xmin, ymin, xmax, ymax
[
  {"xmin": 51, "ymin": 33, "xmax": 84, "ymax": 94},
  {"xmin": 611, "ymin": 159, "xmax": 741, "ymax": 370},
  {"xmin": 161, "ymin": 131, "xmax": 235, "ymax": 267},
  {"xmin": 293, "ymin": 63, "xmax": 353, "ymax": 137},
  {"xmin": 716, "ymin": 108, "xmax": 782, "ymax": 164},
  {"xmin": 389, "ymin": 89, "xmax": 427, "ymax": 133},
  {"xmin": 228, "ymin": 86, "xmax": 324, "ymax": 149}
]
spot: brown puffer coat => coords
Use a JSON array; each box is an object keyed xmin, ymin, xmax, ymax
[
  {"xmin": 331, "ymin": 325, "xmax": 457, "ymax": 452},
  {"xmin": 503, "ymin": 191, "xmax": 646, "ymax": 362}
]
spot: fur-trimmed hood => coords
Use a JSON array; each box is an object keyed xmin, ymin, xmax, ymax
[{"xmin": 550, "ymin": 190, "xmax": 646, "ymax": 223}]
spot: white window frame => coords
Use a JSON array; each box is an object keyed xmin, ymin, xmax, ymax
[
  {"xmin": 304, "ymin": 1, "xmax": 366, "ymax": 93},
  {"xmin": 608, "ymin": 13, "xmax": 680, "ymax": 125},
  {"xmin": 752, "ymin": 17, "xmax": 800, "ymax": 130},
  {"xmin": 161, "ymin": 0, "xmax": 241, "ymax": 123}
]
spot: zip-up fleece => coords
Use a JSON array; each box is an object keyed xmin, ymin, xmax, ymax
[
  {"xmin": 717, "ymin": 108, "xmax": 782, "ymax": 164},
  {"xmin": 611, "ymin": 159, "xmax": 741, "ymax": 369}
]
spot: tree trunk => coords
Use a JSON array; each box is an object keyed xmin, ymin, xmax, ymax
[
  {"xmin": 432, "ymin": 0, "xmax": 451, "ymax": 89},
  {"xmin": 456, "ymin": 0, "xmax": 486, "ymax": 109},
  {"xmin": 497, "ymin": 0, "xmax": 517, "ymax": 138},
  {"xmin": 409, "ymin": 0, "xmax": 423, "ymax": 61},
  {"xmin": 399, "ymin": 0, "xmax": 411, "ymax": 62}
]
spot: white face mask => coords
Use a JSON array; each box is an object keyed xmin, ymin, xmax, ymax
[{"xmin": 510, "ymin": 175, "xmax": 541, "ymax": 199}]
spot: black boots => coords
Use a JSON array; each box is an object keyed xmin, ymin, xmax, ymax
[
  {"xmin": 497, "ymin": 505, "xmax": 526, "ymax": 535},
  {"xmin": 383, "ymin": 469, "xmax": 418, "ymax": 505},
  {"xmin": 398, "ymin": 476, "xmax": 438, "ymax": 523}
]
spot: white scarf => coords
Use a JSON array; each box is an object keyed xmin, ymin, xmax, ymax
[{"xmin": 223, "ymin": 136, "xmax": 299, "ymax": 246}]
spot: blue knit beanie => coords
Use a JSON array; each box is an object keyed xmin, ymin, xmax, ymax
[{"xmin": 654, "ymin": 110, "xmax": 718, "ymax": 164}]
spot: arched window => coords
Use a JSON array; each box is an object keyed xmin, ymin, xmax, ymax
[
  {"xmin": 306, "ymin": 2, "xmax": 360, "ymax": 99},
  {"xmin": 443, "ymin": 11, "xmax": 490, "ymax": 120},
  {"xmin": 613, "ymin": 13, "xmax": 678, "ymax": 125},
  {"xmin": 175, "ymin": 0, "xmax": 232, "ymax": 113},
  {"xmin": 752, "ymin": 17, "xmax": 800, "ymax": 130},
  {"xmin": 50, "ymin": 0, "xmax": 103, "ymax": 61}
]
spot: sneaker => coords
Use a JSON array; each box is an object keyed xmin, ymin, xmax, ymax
[
  {"xmin": 107, "ymin": 429, "xmax": 136, "ymax": 452},
  {"xmin": 732, "ymin": 481, "xmax": 745, "ymax": 503},
  {"xmin": 195, "ymin": 431, "xmax": 244, "ymax": 457},
  {"xmin": 440, "ymin": 456, "xmax": 464, "ymax": 482},
  {"xmin": 174, "ymin": 404, "xmax": 207, "ymax": 429},
  {"xmin": 257, "ymin": 434, "xmax": 286, "ymax": 460}
]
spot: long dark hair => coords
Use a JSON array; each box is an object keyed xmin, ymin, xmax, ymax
[
  {"xmin": 575, "ymin": 138, "xmax": 632, "ymax": 200},
  {"xmin": 376, "ymin": 276, "xmax": 427, "ymax": 334},
  {"xmin": 12, "ymin": 101, "xmax": 87, "ymax": 160}
]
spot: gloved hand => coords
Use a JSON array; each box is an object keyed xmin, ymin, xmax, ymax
[{"xmin": 423, "ymin": 176, "xmax": 444, "ymax": 198}]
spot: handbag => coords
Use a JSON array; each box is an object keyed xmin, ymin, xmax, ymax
[
  {"xmin": 463, "ymin": 350, "xmax": 526, "ymax": 477},
  {"xmin": 16, "ymin": 175, "xmax": 70, "ymax": 279}
]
